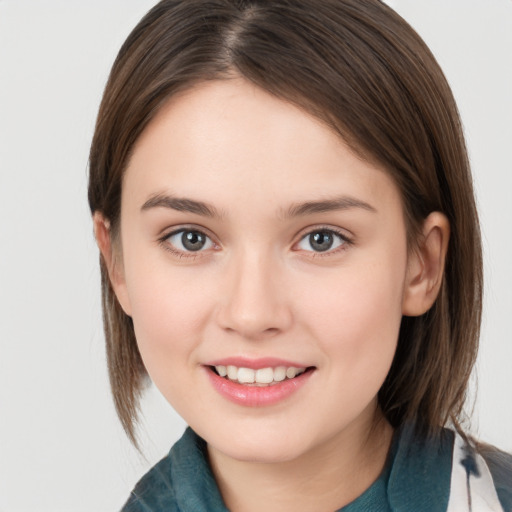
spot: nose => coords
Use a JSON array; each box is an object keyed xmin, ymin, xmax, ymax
[{"xmin": 216, "ymin": 250, "xmax": 293, "ymax": 340}]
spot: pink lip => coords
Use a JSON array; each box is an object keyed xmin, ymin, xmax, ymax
[
  {"xmin": 204, "ymin": 365, "xmax": 314, "ymax": 407},
  {"xmin": 205, "ymin": 357, "xmax": 308, "ymax": 370}
]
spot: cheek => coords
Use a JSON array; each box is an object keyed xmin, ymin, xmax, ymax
[
  {"xmin": 125, "ymin": 263, "xmax": 215, "ymax": 370},
  {"xmin": 298, "ymin": 256, "xmax": 406, "ymax": 373}
]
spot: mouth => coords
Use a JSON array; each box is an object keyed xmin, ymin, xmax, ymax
[
  {"xmin": 210, "ymin": 364, "xmax": 314, "ymax": 386},
  {"xmin": 204, "ymin": 358, "xmax": 316, "ymax": 406}
]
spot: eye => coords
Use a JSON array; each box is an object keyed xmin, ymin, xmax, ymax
[
  {"xmin": 165, "ymin": 229, "xmax": 214, "ymax": 253},
  {"xmin": 296, "ymin": 229, "xmax": 348, "ymax": 253}
]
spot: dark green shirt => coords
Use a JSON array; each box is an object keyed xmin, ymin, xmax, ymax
[{"xmin": 121, "ymin": 426, "xmax": 512, "ymax": 511}]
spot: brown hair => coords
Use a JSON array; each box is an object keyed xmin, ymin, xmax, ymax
[{"xmin": 88, "ymin": 0, "xmax": 482, "ymax": 446}]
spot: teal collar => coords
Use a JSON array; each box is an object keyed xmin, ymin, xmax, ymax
[
  {"xmin": 340, "ymin": 425, "xmax": 453, "ymax": 511},
  {"xmin": 386, "ymin": 425, "xmax": 453, "ymax": 512},
  {"xmin": 122, "ymin": 425, "xmax": 454, "ymax": 511},
  {"xmin": 170, "ymin": 429, "xmax": 227, "ymax": 511}
]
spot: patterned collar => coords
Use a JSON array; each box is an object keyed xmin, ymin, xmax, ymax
[{"xmin": 122, "ymin": 425, "xmax": 506, "ymax": 511}]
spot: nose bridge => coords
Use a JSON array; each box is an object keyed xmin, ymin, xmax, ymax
[{"xmin": 217, "ymin": 245, "xmax": 292, "ymax": 338}]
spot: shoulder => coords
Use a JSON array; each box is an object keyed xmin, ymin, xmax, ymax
[
  {"xmin": 121, "ymin": 454, "xmax": 178, "ymax": 512},
  {"xmin": 479, "ymin": 443, "xmax": 512, "ymax": 512},
  {"xmin": 120, "ymin": 428, "xmax": 196, "ymax": 512},
  {"xmin": 120, "ymin": 428, "xmax": 228, "ymax": 512},
  {"xmin": 388, "ymin": 425, "xmax": 512, "ymax": 512}
]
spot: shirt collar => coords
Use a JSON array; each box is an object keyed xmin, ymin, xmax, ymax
[
  {"xmin": 386, "ymin": 424, "xmax": 453, "ymax": 512},
  {"xmin": 170, "ymin": 425, "xmax": 454, "ymax": 512}
]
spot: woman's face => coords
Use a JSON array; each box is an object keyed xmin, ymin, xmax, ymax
[{"xmin": 114, "ymin": 78, "xmax": 412, "ymax": 463}]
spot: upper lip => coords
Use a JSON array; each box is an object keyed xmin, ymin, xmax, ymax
[{"xmin": 204, "ymin": 357, "xmax": 312, "ymax": 370}]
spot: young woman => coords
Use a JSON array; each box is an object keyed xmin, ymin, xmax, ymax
[{"xmin": 88, "ymin": 1, "xmax": 512, "ymax": 510}]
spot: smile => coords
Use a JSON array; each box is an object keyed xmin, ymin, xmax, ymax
[
  {"xmin": 205, "ymin": 360, "xmax": 315, "ymax": 407},
  {"xmin": 213, "ymin": 365, "xmax": 307, "ymax": 385}
]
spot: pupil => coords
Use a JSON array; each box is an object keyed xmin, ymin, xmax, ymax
[
  {"xmin": 310, "ymin": 232, "xmax": 333, "ymax": 252},
  {"xmin": 182, "ymin": 231, "xmax": 205, "ymax": 251}
]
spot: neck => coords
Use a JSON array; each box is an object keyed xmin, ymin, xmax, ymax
[{"xmin": 207, "ymin": 410, "xmax": 394, "ymax": 512}]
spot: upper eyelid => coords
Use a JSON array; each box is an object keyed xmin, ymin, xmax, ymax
[
  {"xmin": 159, "ymin": 226, "xmax": 218, "ymax": 254},
  {"xmin": 160, "ymin": 224, "xmax": 216, "ymax": 242},
  {"xmin": 159, "ymin": 227, "xmax": 217, "ymax": 258},
  {"xmin": 294, "ymin": 225, "xmax": 353, "ymax": 243},
  {"xmin": 292, "ymin": 227, "xmax": 354, "ymax": 257},
  {"xmin": 158, "ymin": 224, "xmax": 353, "ymax": 249}
]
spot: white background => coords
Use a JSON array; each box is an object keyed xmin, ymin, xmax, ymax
[{"xmin": 0, "ymin": 1, "xmax": 510, "ymax": 510}]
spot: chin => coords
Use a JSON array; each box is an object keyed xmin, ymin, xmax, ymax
[
  {"xmin": 221, "ymin": 444, "xmax": 302, "ymax": 464},
  {"xmin": 206, "ymin": 426, "xmax": 310, "ymax": 464}
]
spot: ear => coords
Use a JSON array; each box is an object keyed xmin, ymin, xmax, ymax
[
  {"xmin": 402, "ymin": 212, "xmax": 450, "ymax": 317},
  {"xmin": 93, "ymin": 212, "xmax": 132, "ymax": 316}
]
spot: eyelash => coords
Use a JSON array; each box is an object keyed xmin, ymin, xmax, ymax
[
  {"xmin": 158, "ymin": 226, "xmax": 218, "ymax": 259},
  {"xmin": 158, "ymin": 226, "xmax": 353, "ymax": 259},
  {"xmin": 294, "ymin": 226, "xmax": 353, "ymax": 257}
]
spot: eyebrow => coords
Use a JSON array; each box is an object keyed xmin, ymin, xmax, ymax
[
  {"xmin": 141, "ymin": 193, "xmax": 376, "ymax": 219},
  {"xmin": 141, "ymin": 194, "xmax": 221, "ymax": 218},
  {"xmin": 284, "ymin": 196, "xmax": 377, "ymax": 217}
]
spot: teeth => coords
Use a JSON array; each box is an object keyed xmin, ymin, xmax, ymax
[
  {"xmin": 214, "ymin": 365, "xmax": 307, "ymax": 385},
  {"xmin": 274, "ymin": 366, "xmax": 286, "ymax": 382},
  {"xmin": 238, "ymin": 367, "xmax": 255, "ymax": 383},
  {"xmin": 286, "ymin": 367, "xmax": 298, "ymax": 379},
  {"xmin": 227, "ymin": 365, "xmax": 238, "ymax": 380},
  {"xmin": 255, "ymin": 367, "xmax": 274, "ymax": 384}
]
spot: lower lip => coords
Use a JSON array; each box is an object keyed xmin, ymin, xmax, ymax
[{"xmin": 205, "ymin": 367, "xmax": 314, "ymax": 407}]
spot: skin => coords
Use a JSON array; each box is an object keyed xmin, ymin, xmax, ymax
[{"xmin": 95, "ymin": 78, "xmax": 449, "ymax": 511}]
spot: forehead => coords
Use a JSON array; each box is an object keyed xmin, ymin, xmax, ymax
[{"xmin": 123, "ymin": 78, "xmax": 402, "ymax": 216}]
